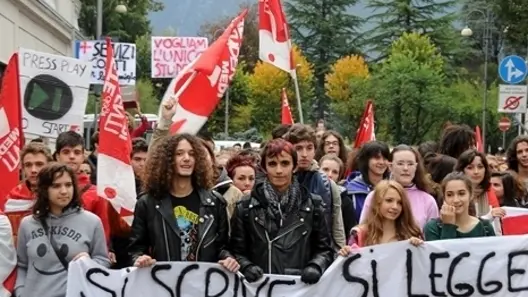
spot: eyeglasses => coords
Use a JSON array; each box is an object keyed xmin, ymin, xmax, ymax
[
  {"xmin": 324, "ymin": 141, "xmax": 339, "ymax": 146},
  {"xmin": 394, "ymin": 162, "xmax": 417, "ymax": 168}
]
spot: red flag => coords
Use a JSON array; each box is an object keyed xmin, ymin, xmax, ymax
[
  {"xmin": 97, "ymin": 37, "xmax": 136, "ymax": 225},
  {"xmin": 281, "ymin": 88, "xmax": 293, "ymax": 124},
  {"xmin": 354, "ymin": 100, "xmax": 376, "ymax": 148},
  {"xmin": 475, "ymin": 126, "xmax": 483, "ymax": 152},
  {"xmin": 259, "ymin": 0, "xmax": 295, "ymax": 76},
  {"xmin": 168, "ymin": 10, "xmax": 247, "ymax": 135},
  {"xmin": 0, "ymin": 53, "xmax": 23, "ymax": 211},
  {"xmin": 501, "ymin": 207, "xmax": 528, "ymax": 235}
]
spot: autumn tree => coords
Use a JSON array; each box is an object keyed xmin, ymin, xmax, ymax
[
  {"xmin": 285, "ymin": 0, "xmax": 362, "ymax": 120},
  {"xmin": 325, "ymin": 55, "xmax": 369, "ymax": 101},
  {"xmin": 247, "ymin": 46, "xmax": 314, "ymax": 134}
]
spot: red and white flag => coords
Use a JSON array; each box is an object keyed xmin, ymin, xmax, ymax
[
  {"xmin": 0, "ymin": 53, "xmax": 23, "ymax": 211},
  {"xmin": 354, "ymin": 100, "xmax": 376, "ymax": 148},
  {"xmin": 259, "ymin": 0, "xmax": 295, "ymax": 76},
  {"xmin": 97, "ymin": 37, "xmax": 136, "ymax": 225},
  {"xmin": 281, "ymin": 88, "xmax": 293, "ymax": 124},
  {"xmin": 501, "ymin": 206, "xmax": 528, "ymax": 235},
  {"xmin": 163, "ymin": 10, "xmax": 247, "ymax": 135}
]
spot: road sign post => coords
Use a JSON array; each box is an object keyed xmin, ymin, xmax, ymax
[
  {"xmin": 498, "ymin": 85, "xmax": 528, "ymax": 113},
  {"xmin": 499, "ymin": 117, "xmax": 511, "ymax": 149},
  {"xmin": 499, "ymin": 55, "xmax": 528, "ymax": 85}
]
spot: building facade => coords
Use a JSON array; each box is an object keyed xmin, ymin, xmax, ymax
[{"xmin": 0, "ymin": 0, "xmax": 83, "ymax": 67}]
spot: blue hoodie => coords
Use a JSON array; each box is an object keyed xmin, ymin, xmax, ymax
[{"xmin": 343, "ymin": 172, "xmax": 373, "ymax": 222}]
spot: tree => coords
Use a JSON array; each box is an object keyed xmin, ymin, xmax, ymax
[
  {"xmin": 285, "ymin": 0, "xmax": 363, "ymax": 119},
  {"xmin": 325, "ymin": 55, "xmax": 369, "ymax": 101},
  {"xmin": 363, "ymin": 0, "xmax": 464, "ymax": 63},
  {"xmin": 78, "ymin": 0, "xmax": 163, "ymax": 43},
  {"xmin": 496, "ymin": 0, "xmax": 528, "ymax": 53},
  {"xmin": 199, "ymin": 3, "xmax": 259, "ymax": 72},
  {"xmin": 373, "ymin": 33, "xmax": 450, "ymax": 144},
  {"xmin": 247, "ymin": 46, "xmax": 315, "ymax": 135}
]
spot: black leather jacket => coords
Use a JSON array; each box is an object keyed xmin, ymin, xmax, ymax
[
  {"xmin": 129, "ymin": 188, "xmax": 232, "ymax": 264},
  {"xmin": 229, "ymin": 183, "xmax": 334, "ymax": 275}
]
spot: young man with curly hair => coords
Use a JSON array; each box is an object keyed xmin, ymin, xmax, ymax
[{"xmin": 129, "ymin": 134, "xmax": 239, "ymax": 272}]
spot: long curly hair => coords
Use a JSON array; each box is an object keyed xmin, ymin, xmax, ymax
[
  {"xmin": 143, "ymin": 134, "xmax": 214, "ymax": 199},
  {"xmin": 507, "ymin": 135, "xmax": 528, "ymax": 172},
  {"xmin": 315, "ymin": 130, "xmax": 348, "ymax": 164},
  {"xmin": 361, "ymin": 180, "xmax": 422, "ymax": 246},
  {"xmin": 33, "ymin": 162, "xmax": 82, "ymax": 219}
]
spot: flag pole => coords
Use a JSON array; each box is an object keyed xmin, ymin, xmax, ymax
[{"xmin": 292, "ymin": 70, "xmax": 304, "ymax": 124}]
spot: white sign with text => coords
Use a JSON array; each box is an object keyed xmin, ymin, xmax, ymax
[
  {"xmin": 66, "ymin": 236, "xmax": 528, "ymax": 297},
  {"xmin": 75, "ymin": 40, "xmax": 137, "ymax": 85},
  {"xmin": 18, "ymin": 48, "xmax": 92, "ymax": 138},
  {"xmin": 150, "ymin": 36, "xmax": 208, "ymax": 78}
]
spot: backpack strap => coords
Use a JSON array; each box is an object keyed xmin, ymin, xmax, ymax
[{"xmin": 478, "ymin": 218, "xmax": 492, "ymax": 236}]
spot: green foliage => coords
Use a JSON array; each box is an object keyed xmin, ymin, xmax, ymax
[
  {"xmin": 285, "ymin": 0, "xmax": 363, "ymax": 119},
  {"xmin": 364, "ymin": 0, "xmax": 464, "ymax": 63},
  {"xmin": 78, "ymin": 0, "xmax": 163, "ymax": 42}
]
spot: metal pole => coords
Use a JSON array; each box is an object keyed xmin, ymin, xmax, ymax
[
  {"xmin": 92, "ymin": 0, "xmax": 103, "ymax": 132},
  {"xmin": 482, "ymin": 10, "xmax": 490, "ymax": 153},
  {"xmin": 224, "ymin": 88, "xmax": 229, "ymax": 136},
  {"xmin": 293, "ymin": 72, "xmax": 304, "ymax": 124},
  {"xmin": 503, "ymin": 131, "xmax": 506, "ymax": 148}
]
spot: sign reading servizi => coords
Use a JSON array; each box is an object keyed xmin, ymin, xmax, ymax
[
  {"xmin": 75, "ymin": 40, "xmax": 137, "ymax": 85},
  {"xmin": 67, "ymin": 236, "xmax": 528, "ymax": 297}
]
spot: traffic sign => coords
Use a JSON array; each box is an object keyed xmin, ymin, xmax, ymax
[
  {"xmin": 499, "ymin": 55, "xmax": 527, "ymax": 84},
  {"xmin": 498, "ymin": 84, "xmax": 528, "ymax": 113},
  {"xmin": 499, "ymin": 117, "xmax": 511, "ymax": 132}
]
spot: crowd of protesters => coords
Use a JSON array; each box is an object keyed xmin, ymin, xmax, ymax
[{"xmin": 2, "ymin": 113, "xmax": 528, "ymax": 297}]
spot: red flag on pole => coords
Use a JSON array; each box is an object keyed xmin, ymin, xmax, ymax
[
  {"xmin": 0, "ymin": 53, "xmax": 23, "ymax": 211},
  {"xmin": 259, "ymin": 0, "xmax": 295, "ymax": 76},
  {"xmin": 167, "ymin": 9, "xmax": 247, "ymax": 135},
  {"xmin": 475, "ymin": 126, "xmax": 483, "ymax": 152},
  {"xmin": 281, "ymin": 88, "xmax": 293, "ymax": 125},
  {"xmin": 97, "ymin": 37, "xmax": 136, "ymax": 225},
  {"xmin": 0, "ymin": 53, "xmax": 22, "ymax": 297},
  {"xmin": 502, "ymin": 207, "xmax": 528, "ymax": 235},
  {"xmin": 354, "ymin": 100, "xmax": 376, "ymax": 148}
]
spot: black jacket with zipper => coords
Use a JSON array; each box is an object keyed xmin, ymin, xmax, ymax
[
  {"xmin": 229, "ymin": 182, "xmax": 334, "ymax": 275},
  {"xmin": 128, "ymin": 188, "xmax": 232, "ymax": 264}
]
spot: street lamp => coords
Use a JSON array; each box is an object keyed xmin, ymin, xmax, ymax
[
  {"xmin": 213, "ymin": 28, "xmax": 230, "ymax": 136},
  {"xmin": 461, "ymin": 8, "xmax": 493, "ymax": 152}
]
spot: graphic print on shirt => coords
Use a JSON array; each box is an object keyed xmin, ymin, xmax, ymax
[{"xmin": 173, "ymin": 205, "xmax": 199, "ymax": 261}]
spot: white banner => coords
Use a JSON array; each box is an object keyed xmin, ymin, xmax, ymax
[
  {"xmin": 151, "ymin": 36, "xmax": 208, "ymax": 78},
  {"xmin": 18, "ymin": 48, "xmax": 92, "ymax": 138},
  {"xmin": 66, "ymin": 236, "xmax": 528, "ymax": 297},
  {"xmin": 74, "ymin": 40, "xmax": 137, "ymax": 85}
]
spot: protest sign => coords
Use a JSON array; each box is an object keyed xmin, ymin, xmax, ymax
[
  {"xmin": 18, "ymin": 48, "xmax": 92, "ymax": 138},
  {"xmin": 74, "ymin": 40, "xmax": 136, "ymax": 85},
  {"xmin": 151, "ymin": 36, "xmax": 208, "ymax": 78},
  {"xmin": 66, "ymin": 236, "xmax": 528, "ymax": 297}
]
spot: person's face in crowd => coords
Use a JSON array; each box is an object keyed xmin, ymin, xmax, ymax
[
  {"xmin": 315, "ymin": 130, "xmax": 324, "ymax": 143},
  {"xmin": 79, "ymin": 163, "xmax": 92, "ymax": 176},
  {"xmin": 389, "ymin": 151, "xmax": 417, "ymax": 187},
  {"xmin": 487, "ymin": 158, "xmax": 499, "ymax": 172},
  {"xmin": 323, "ymin": 135, "xmax": 339, "ymax": 155},
  {"xmin": 463, "ymin": 156, "xmax": 485, "ymax": 185},
  {"xmin": 294, "ymin": 141, "xmax": 315, "ymax": 170},
  {"xmin": 233, "ymin": 144, "xmax": 241, "ymax": 151},
  {"xmin": 48, "ymin": 172, "xmax": 74, "ymax": 213},
  {"xmin": 320, "ymin": 159, "xmax": 340, "ymax": 183},
  {"xmin": 57, "ymin": 145, "xmax": 84, "ymax": 173},
  {"xmin": 368, "ymin": 154, "xmax": 388, "ymax": 177},
  {"xmin": 131, "ymin": 151, "xmax": 147, "ymax": 177},
  {"xmin": 233, "ymin": 166, "xmax": 255, "ymax": 193},
  {"xmin": 174, "ymin": 139, "xmax": 195, "ymax": 177},
  {"xmin": 516, "ymin": 141, "xmax": 528, "ymax": 169},
  {"xmin": 22, "ymin": 153, "xmax": 48, "ymax": 187},
  {"xmin": 444, "ymin": 180, "xmax": 471, "ymax": 215},
  {"xmin": 265, "ymin": 151, "xmax": 294, "ymax": 192},
  {"xmin": 490, "ymin": 176, "xmax": 504, "ymax": 199},
  {"xmin": 379, "ymin": 188, "xmax": 402, "ymax": 221}
]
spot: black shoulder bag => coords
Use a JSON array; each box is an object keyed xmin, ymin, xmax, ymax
[{"xmin": 40, "ymin": 218, "xmax": 69, "ymax": 270}]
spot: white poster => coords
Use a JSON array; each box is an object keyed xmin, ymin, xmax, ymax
[
  {"xmin": 66, "ymin": 236, "xmax": 528, "ymax": 297},
  {"xmin": 18, "ymin": 48, "xmax": 92, "ymax": 138},
  {"xmin": 74, "ymin": 40, "xmax": 136, "ymax": 85},
  {"xmin": 151, "ymin": 36, "xmax": 208, "ymax": 78}
]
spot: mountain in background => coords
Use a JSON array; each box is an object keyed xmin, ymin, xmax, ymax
[{"xmin": 149, "ymin": 0, "xmax": 372, "ymax": 36}]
